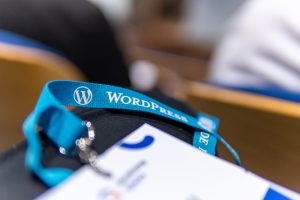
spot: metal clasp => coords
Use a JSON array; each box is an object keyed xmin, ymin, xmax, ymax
[{"xmin": 59, "ymin": 121, "xmax": 111, "ymax": 178}]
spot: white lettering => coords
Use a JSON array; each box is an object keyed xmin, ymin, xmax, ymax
[
  {"xmin": 151, "ymin": 102, "xmax": 159, "ymax": 110},
  {"xmin": 107, "ymin": 92, "xmax": 123, "ymax": 103},
  {"xmin": 200, "ymin": 132, "xmax": 210, "ymax": 139},
  {"xmin": 199, "ymin": 132, "xmax": 209, "ymax": 145},
  {"xmin": 159, "ymin": 107, "xmax": 168, "ymax": 115},
  {"xmin": 121, "ymin": 96, "xmax": 132, "ymax": 104},
  {"xmin": 132, "ymin": 98, "xmax": 141, "ymax": 106},
  {"xmin": 106, "ymin": 92, "xmax": 189, "ymax": 124},
  {"xmin": 141, "ymin": 100, "xmax": 151, "ymax": 108},
  {"xmin": 174, "ymin": 113, "xmax": 181, "ymax": 120},
  {"xmin": 166, "ymin": 110, "xmax": 173, "ymax": 116},
  {"xmin": 181, "ymin": 116, "xmax": 188, "ymax": 123}
]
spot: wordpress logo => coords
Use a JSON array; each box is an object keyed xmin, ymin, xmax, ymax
[
  {"xmin": 73, "ymin": 86, "xmax": 92, "ymax": 105},
  {"xmin": 198, "ymin": 117, "xmax": 215, "ymax": 132}
]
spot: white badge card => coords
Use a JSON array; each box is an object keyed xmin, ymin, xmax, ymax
[{"xmin": 37, "ymin": 124, "xmax": 299, "ymax": 200}]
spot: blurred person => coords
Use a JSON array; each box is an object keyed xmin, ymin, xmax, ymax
[
  {"xmin": 181, "ymin": 0, "xmax": 245, "ymax": 47},
  {"xmin": 208, "ymin": 0, "xmax": 300, "ymax": 93},
  {"xmin": 87, "ymin": 0, "xmax": 133, "ymax": 27},
  {"xmin": 0, "ymin": 0, "xmax": 130, "ymax": 87}
]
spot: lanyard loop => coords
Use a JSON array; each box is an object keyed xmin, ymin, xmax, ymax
[{"xmin": 23, "ymin": 80, "xmax": 240, "ymax": 186}]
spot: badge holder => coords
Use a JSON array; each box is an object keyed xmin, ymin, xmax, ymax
[{"xmin": 59, "ymin": 121, "xmax": 111, "ymax": 178}]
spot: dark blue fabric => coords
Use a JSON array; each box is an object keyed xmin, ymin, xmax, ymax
[
  {"xmin": 230, "ymin": 86, "xmax": 300, "ymax": 103},
  {"xmin": 209, "ymin": 81, "xmax": 300, "ymax": 103},
  {"xmin": 0, "ymin": 30, "xmax": 59, "ymax": 53}
]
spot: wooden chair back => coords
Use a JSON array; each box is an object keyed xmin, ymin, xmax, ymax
[
  {"xmin": 0, "ymin": 43, "xmax": 85, "ymax": 150},
  {"xmin": 186, "ymin": 81, "xmax": 300, "ymax": 191}
]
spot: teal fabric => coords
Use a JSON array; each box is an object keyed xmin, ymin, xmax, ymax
[
  {"xmin": 0, "ymin": 30, "xmax": 59, "ymax": 53},
  {"xmin": 193, "ymin": 113, "xmax": 219, "ymax": 155}
]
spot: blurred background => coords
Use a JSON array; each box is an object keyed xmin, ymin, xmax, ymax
[{"xmin": 0, "ymin": 0, "xmax": 300, "ymax": 191}]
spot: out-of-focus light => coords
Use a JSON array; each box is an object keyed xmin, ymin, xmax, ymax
[{"xmin": 129, "ymin": 60, "xmax": 159, "ymax": 91}]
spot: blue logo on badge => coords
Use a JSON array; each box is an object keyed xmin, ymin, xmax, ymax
[{"xmin": 120, "ymin": 135, "xmax": 154, "ymax": 149}]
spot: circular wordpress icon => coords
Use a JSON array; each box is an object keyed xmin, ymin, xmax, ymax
[{"xmin": 73, "ymin": 86, "xmax": 93, "ymax": 105}]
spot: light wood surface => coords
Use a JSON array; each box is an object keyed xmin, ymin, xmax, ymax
[
  {"xmin": 0, "ymin": 43, "xmax": 85, "ymax": 151},
  {"xmin": 185, "ymin": 81, "xmax": 300, "ymax": 192}
]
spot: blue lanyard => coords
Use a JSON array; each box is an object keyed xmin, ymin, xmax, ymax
[
  {"xmin": 193, "ymin": 113, "xmax": 219, "ymax": 156},
  {"xmin": 23, "ymin": 80, "xmax": 240, "ymax": 186}
]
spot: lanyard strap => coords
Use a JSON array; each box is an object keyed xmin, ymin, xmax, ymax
[
  {"xmin": 23, "ymin": 80, "xmax": 240, "ymax": 186},
  {"xmin": 193, "ymin": 113, "xmax": 219, "ymax": 155}
]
